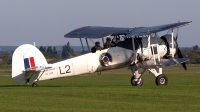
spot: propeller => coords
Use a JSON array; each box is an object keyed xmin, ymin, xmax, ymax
[
  {"xmin": 175, "ymin": 20, "xmax": 187, "ymax": 70},
  {"xmin": 176, "ymin": 47, "xmax": 187, "ymax": 70}
]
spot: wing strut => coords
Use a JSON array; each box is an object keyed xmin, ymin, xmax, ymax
[
  {"xmin": 131, "ymin": 36, "xmax": 137, "ymax": 64},
  {"xmin": 147, "ymin": 34, "xmax": 151, "ymax": 59},
  {"xmin": 85, "ymin": 38, "xmax": 90, "ymax": 51},
  {"xmin": 171, "ymin": 29, "xmax": 174, "ymax": 58},
  {"xmin": 155, "ymin": 33, "xmax": 161, "ymax": 63},
  {"xmin": 102, "ymin": 38, "xmax": 105, "ymax": 47},
  {"xmin": 80, "ymin": 38, "xmax": 85, "ymax": 52}
]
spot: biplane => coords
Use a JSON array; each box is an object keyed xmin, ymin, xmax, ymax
[{"xmin": 12, "ymin": 21, "xmax": 192, "ymax": 87}]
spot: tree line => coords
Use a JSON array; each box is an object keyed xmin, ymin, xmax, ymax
[
  {"xmin": 0, "ymin": 44, "xmax": 200, "ymax": 65},
  {"xmin": 39, "ymin": 42, "xmax": 78, "ymax": 63},
  {"xmin": 0, "ymin": 42, "xmax": 78, "ymax": 65},
  {"xmin": 182, "ymin": 45, "xmax": 200, "ymax": 64}
]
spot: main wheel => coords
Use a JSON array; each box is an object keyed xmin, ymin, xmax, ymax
[
  {"xmin": 32, "ymin": 82, "xmax": 38, "ymax": 87},
  {"xmin": 155, "ymin": 74, "xmax": 168, "ymax": 85},
  {"xmin": 131, "ymin": 76, "xmax": 143, "ymax": 86}
]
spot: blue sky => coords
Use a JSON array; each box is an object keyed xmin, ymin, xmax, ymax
[{"xmin": 0, "ymin": 0, "xmax": 199, "ymax": 47}]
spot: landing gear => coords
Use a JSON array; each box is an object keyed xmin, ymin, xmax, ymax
[
  {"xmin": 32, "ymin": 82, "xmax": 38, "ymax": 87},
  {"xmin": 129, "ymin": 67, "xmax": 169, "ymax": 86},
  {"xmin": 131, "ymin": 76, "xmax": 143, "ymax": 86},
  {"xmin": 155, "ymin": 74, "xmax": 168, "ymax": 85},
  {"xmin": 129, "ymin": 66, "xmax": 146, "ymax": 86},
  {"xmin": 148, "ymin": 68, "xmax": 168, "ymax": 86}
]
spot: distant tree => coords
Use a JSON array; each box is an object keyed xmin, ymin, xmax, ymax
[
  {"xmin": 47, "ymin": 46, "xmax": 53, "ymax": 54},
  {"xmin": 61, "ymin": 45, "xmax": 67, "ymax": 59},
  {"xmin": 187, "ymin": 51, "xmax": 199, "ymax": 64},
  {"xmin": 39, "ymin": 46, "xmax": 61, "ymax": 62},
  {"xmin": 53, "ymin": 47, "xmax": 57, "ymax": 54},
  {"xmin": 39, "ymin": 46, "xmax": 46, "ymax": 52},
  {"xmin": 66, "ymin": 42, "xmax": 74, "ymax": 54},
  {"xmin": 61, "ymin": 42, "xmax": 75, "ymax": 59},
  {"xmin": 39, "ymin": 46, "xmax": 43, "ymax": 52},
  {"xmin": 193, "ymin": 45, "xmax": 199, "ymax": 51},
  {"xmin": 0, "ymin": 52, "xmax": 10, "ymax": 65}
]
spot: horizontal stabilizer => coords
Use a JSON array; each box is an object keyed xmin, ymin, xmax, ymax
[{"xmin": 24, "ymin": 66, "xmax": 52, "ymax": 72}]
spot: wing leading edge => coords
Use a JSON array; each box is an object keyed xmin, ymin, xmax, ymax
[
  {"xmin": 64, "ymin": 26, "xmax": 131, "ymax": 38},
  {"xmin": 64, "ymin": 21, "xmax": 192, "ymax": 38},
  {"xmin": 126, "ymin": 21, "xmax": 192, "ymax": 37}
]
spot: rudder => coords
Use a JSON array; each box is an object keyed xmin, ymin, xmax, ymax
[{"xmin": 12, "ymin": 44, "xmax": 47, "ymax": 82}]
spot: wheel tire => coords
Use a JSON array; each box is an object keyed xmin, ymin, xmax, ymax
[
  {"xmin": 32, "ymin": 83, "xmax": 38, "ymax": 87},
  {"xmin": 97, "ymin": 71, "xmax": 101, "ymax": 75},
  {"xmin": 155, "ymin": 74, "xmax": 168, "ymax": 85},
  {"xmin": 131, "ymin": 76, "xmax": 143, "ymax": 86}
]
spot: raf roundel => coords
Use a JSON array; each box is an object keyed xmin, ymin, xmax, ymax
[{"xmin": 99, "ymin": 53, "xmax": 112, "ymax": 66}]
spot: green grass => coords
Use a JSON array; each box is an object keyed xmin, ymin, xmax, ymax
[{"xmin": 0, "ymin": 66, "xmax": 200, "ymax": 112}]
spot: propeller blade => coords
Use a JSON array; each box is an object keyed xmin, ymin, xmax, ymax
[
  {"xmin": 177, "ymin": 48, "xmax": 187, "ymax": 70},
  {"xmin": 181, "ymin": 62, "xmax": 187, "ymax": 70},
  {"xmin": 177, "ymin": 48, "xmax": 183, "ymax": 58}
]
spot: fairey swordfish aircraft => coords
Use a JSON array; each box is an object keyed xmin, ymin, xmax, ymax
[{"xmin": 12, "ymin": 21, "xmax": 192, "ymax": 87}]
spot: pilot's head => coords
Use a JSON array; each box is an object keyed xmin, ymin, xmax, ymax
[
  {"xmin": 95, "ymin": 41, "xmax": 100, "ymax": 45},
  {"xmin": 116, "ymin": 36, "xmax": 120, "ymax": 40},
  {"xmin": 106, "ymin": 37, "xmax": 111, "ymax": 41}
]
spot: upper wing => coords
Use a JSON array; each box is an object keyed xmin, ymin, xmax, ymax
[
  {"xmin": 126, "ymin": 21, "xmax": 192, "ymax": 37},
  {"xmin": 64, "ymin": 26, "xmax": 132, "ymax": 38},
  {"xmin": 64, "ymin": 21, "xmax": 192, "ymax": 38}
]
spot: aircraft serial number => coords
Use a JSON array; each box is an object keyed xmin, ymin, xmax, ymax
[
  {"xmin": 45, "ymin": 72, "xmax": 53, "ymax": 75},
  {"xmin": 59, "ymin": 65, "xmax": 71, "ymax": 75}
]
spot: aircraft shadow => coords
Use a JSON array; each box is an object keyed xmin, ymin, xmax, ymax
[
  {"xmin": 0, "ymin": 85, "xmax": 64, "ymax": 87},
  {"xmin": 0, "ymin": 85, "xmax": 29, "ymax": 87}
]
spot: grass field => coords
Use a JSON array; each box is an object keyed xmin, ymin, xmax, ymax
[{"xmin": 0, "ymin": 65, "xmax": 200, "ymax": 112}]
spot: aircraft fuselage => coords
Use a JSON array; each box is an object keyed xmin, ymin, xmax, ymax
[{"xmin": 37, "ymin": 35, "xmax": 176, "ymax": 82}]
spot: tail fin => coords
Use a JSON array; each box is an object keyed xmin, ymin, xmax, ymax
[{"xmin": 12, "ymin": 44, "xmax": 47, "ymax": 82}]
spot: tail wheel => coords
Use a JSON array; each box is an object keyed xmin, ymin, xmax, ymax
[
  {"xmin": 131, "ymin": 76, "xmax": 143, "ymax": 86},
  {"xmin": 32, "ymin": 82, "xmax": 38, "ymax": 87},
  {"xmin": 97, "ymin": 71, "xmax": 101, "ymax": 75},
  {"xmin": 155, "ymin": 74, "xmax": 168, "ymax": 85}
]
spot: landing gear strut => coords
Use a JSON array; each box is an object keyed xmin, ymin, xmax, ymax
[
  {"xmin": 130, "ymin": 68, "xmax": 146, "ymax": 86},
  {"xmin": 32, "ymin": 82, "xmax": 38, "ymax": 87},
  {"xmin": 148, "ymin": 68, "xmax": 168, "ymax": 86}
]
